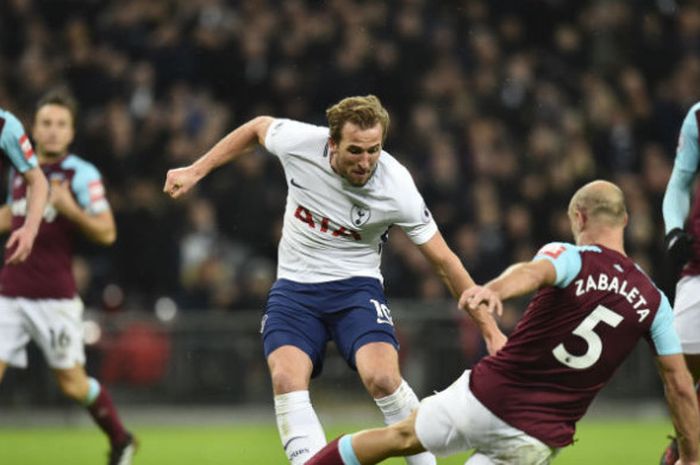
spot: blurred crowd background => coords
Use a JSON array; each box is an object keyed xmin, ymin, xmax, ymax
[{"xmin": 0, "ymin": 0, "xmax": 698, "ymax": 317}]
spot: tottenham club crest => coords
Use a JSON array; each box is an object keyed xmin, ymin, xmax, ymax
[{"xmin": 350, "ymin": 204, "xmax": 371, "ymax": 227}]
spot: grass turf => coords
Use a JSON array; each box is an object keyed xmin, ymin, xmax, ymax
[{"xmin": 0, "ymin": 419, "xmax": 673, "ymax": 464}]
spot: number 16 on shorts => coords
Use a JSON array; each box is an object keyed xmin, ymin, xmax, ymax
[{"xmin": 370, "ymin": 299, "xmax": 394, "ymax": 326}]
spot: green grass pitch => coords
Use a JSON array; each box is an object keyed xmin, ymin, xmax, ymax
[{"xmin": 0, "ymin": 419, "xmax": 673, "ymax": 464}]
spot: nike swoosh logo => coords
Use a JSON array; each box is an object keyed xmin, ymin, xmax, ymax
[
  {"xmin": 290, "ymin": 178, "xmax": 307, "ymax": 190},
  {"xmin": 283, "ymin": 435, "xmax": 306, "ymax": 451}
]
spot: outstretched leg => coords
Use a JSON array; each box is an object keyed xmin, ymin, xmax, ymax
[{"xmin": 307, "ymin": 413, "xmax": 424, "ymax": 465}]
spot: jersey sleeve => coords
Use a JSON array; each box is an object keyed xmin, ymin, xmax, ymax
[
  {"xmin": 393, "ymin": 167, "xmax": 438, "ymax": 245},
  {"xmin": 673, "ymin": 104, "xmax": 700, "ymax": 173},
  {"xmin": 663, "ymin": 165, "xmax": 695, "ymax": 233},
  {"xmin": 649, "ymin": 294, "xmax": 682, "ymax": 356},
  {"xmin": 0, "ymin": 112, "xmax": 38, "ymax": 173},
  {"xmin": 662, "ymin": 103, "xmax": 700, "ymax": 232},
  {"xmin": 263, "ymin": 118, "xmax": 328, "ymax": 161},
  {"xmin": 533, "ymin": 242, "xmax": 582, "ymax": 288},
  {"xmin": 71, "ymin": 162, "xmax": 110, "ymax": 214}
]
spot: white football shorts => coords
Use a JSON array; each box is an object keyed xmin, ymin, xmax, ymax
[
  {"xmin": 0, "ymin": 296, "xmax": 86, "ymax": 369},
  {"xmin": 414, "ymin": 370, "xmax": 557, "ymax": 465},
  {"xmin": 674, "ymin": 275, "xmax": 700, "ymax": 354}
]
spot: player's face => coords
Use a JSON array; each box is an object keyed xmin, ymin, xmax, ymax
[
  {"xmin": 329, "ymin": 122, "xmax": 383, "ymax": 187},
  {"xmin": 33, "ymin": 104, "xmax": 75, "ymax": 158}
]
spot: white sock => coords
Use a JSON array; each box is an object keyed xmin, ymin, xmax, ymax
[
  {"xmin": 374, "ymin": 380, "xmax": 436, "ymax": 465},
  {"xmin": 274, "ymin": 390, "xmax": 327, "ymax": 465}
]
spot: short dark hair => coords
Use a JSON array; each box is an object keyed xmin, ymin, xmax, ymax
[
  {"xmin": 326, "ymin": 95, "xmax": 390, "ymax": 144},
  {"xmin": 36, "ymin": 89, "xmax": 78, "ymax": 124}
]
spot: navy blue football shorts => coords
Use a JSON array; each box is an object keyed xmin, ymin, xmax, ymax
[{"xmin": 261, "ymin": 277, "xmax": 399, "ymax": 378}]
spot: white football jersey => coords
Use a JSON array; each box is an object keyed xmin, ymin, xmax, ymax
[{"xmin": 264, "ymin": 118, "xmax": 438, "ymax": 283}]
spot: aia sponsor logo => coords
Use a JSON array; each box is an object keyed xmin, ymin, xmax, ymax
[
  {"xmin": 19, "ymin": 134, "xmax": 35, "ymax": 160},
  {"xmin": 294, "ymin": 204, "xmax": 362, "ymax": 240}
]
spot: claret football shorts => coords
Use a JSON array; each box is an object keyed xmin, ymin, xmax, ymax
[
  {"xmin": 673, "ymin": 275, "xmax": 700, "ymax": 353},
  {"xmin": 0, "ymin": 296, "xmax": 86, "ymax": 369},
  {"xmin": 261, "ymin": 277, "xmax": 399, "ymax": 377},
  {"xmin": 415, "ymin": 370, "xmax": 557, "ymax": 465}
]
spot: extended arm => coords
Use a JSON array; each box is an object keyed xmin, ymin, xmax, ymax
[
  {"xmin": 5, "ymin": 166, "xmax": 49, "ymax": 264},
  {"xmin": 663, "ymin": 105, "xmax": 700, "ymax": 274},
  {"xmin": 164, "ymin": 116, "xmax": 274, "ymax": 199},
  {"xmin": 419, "ymin": 231, "xmax": 506, "ymax": 354},
  {"xmin": 663, "ymin": 165, "xmax": 696, "ymax": 274},
  {"xmin": 485, "ymin": 259, "xmax": 556, "ymax": 301},
  {"xmin": 663, "ymin": 166, "xmax": 695, "ymax": 234},
  {"xmin": 656, "ymin": 354, "xmax": 699, "ymax": 465},
  {"xmin": 458, "ymin": 259, "xmax": 556, "ymax": 324}
]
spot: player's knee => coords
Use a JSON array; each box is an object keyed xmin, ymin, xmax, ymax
[
  {"xmin": 363, "ymin": 371, "xmax": 401, "ymax": 398},
  {"xmin": 56, "ymin": 376, "xmax": 88, "ymax": 401},
  {"xmin": 270, "ymin": 367, "xmax": 307, "ymax": 394}
]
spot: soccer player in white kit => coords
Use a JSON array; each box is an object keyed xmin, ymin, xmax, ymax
[{"xmin": 164, "ymin": 95, "xmax": 504, "ymax": 465}]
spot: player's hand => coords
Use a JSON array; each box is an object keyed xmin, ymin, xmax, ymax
[
  {"xmin": 458, "ymin": 285, "xmax": 503, "ymax": 317},
  {"xmin": 49, "ymin": 179, "xmax": 78, "ymax": 215},
  {"xmin": 666, "ymin": 228, "xmax": 693, "ymax": 273},
  {"xmin": 5, "ymin": 224, "xmax": 37, "ymax": 264},
  {"xmin": 164, "ymin": 166, "xmax": 200, "ymax": 199}
]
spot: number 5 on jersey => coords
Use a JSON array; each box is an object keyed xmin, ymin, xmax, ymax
[
  {"xmin": 552, "ymin": 305, "xmax": 623, "ymax": 369},
  {"xmin": 370, "ymin": 299, "xmax": 394, "ymax": 326}
]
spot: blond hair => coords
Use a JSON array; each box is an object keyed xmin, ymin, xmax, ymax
[
  {"xmin": 326, "ymin": 95, "xmax": 390, "ymax": 143},
  {"xmin": 568, "ymin": 180, "xmax": 627, "ymax": 227}
]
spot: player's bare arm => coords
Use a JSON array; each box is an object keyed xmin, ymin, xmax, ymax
[
  {"xmin": 50, "ymin": 180, "xmax": 116, "ymax": 245},
  {"xmin": 655, "ymin": 354, "xmax": 700, "ymax": 465},
  {"xmin": 467, "ymin": 259, "xmax": 557, "ymax": 304},
  {"xmin": 164, "ymin": 115, "xmax": 274, "ymax": 199},
  {"xmin": 0, "ymin": 205, "xmax": 12, "ymax": 235},
  {"xmin": 419, "ymin": 231, "xmax": 506, "ymax": 354},
  {"xmin": 6, "ymin": 166, "xmax": 49, "ymax": 264}
]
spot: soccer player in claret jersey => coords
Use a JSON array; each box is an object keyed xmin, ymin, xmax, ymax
[
  {"xmin": 164, "ymin": 95, "xmax": 504, "ymax": 465},
  {"xmin": 0, "ymin": 107, "xmax": 49, "ymax": 264},
  {"xmin": 0, "ymin": 92, "xmax": 136, "ymax": 465},
  {"xmin": 306, "ymin": 180, "xmax": 699, "ymax": 465},
  {"xmin": 660, "ymin": 100, "xmax": 700, "ymax": 465}
]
